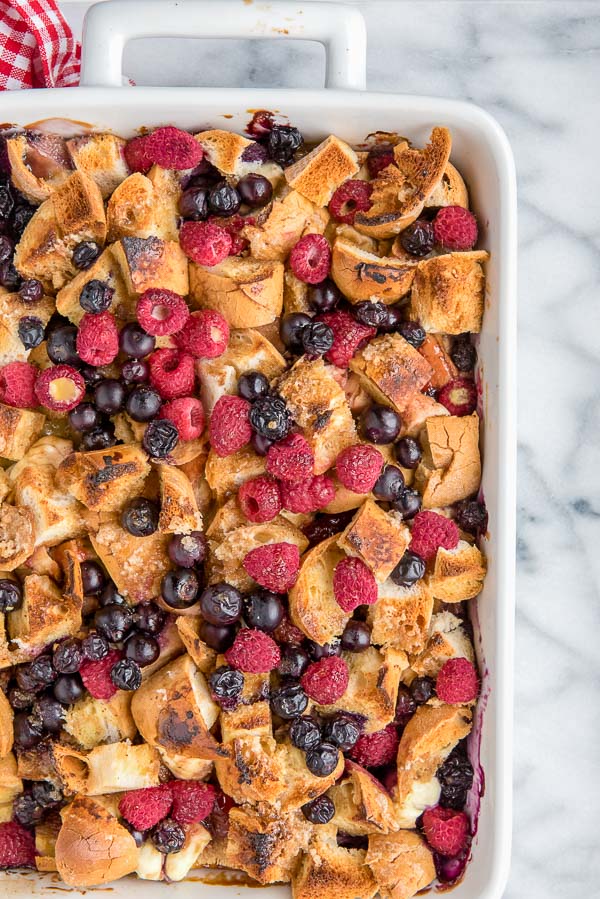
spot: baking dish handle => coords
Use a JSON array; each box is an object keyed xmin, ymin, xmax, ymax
[{"xmin": 80, "ymin": 0, "xmax": 367, "ymax": 91}]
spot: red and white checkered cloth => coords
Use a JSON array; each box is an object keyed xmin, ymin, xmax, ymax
[{"xmin": 0, "ymin": 0, "xmax": 80, "ymax": 89}]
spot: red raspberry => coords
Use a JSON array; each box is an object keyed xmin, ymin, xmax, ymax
[
  {"xmin": 0, "ymin": 821, "xmax": 36, "ymax": 868},
  {"xmin": 34, "ymin": 365, "xmax": 85, "ymax": 412},
  {"xmin": 206, "ymin": 789, "xmax": 235, "ymax": 838},
  {"xmin": 328, "ymin": 180, "xmax": 372, "ymax": 224},
  {"xmin": 225, "ymin": 628, "xmax": 281, "ymax": 673},
  {"xmin": 433, "ymin": 206, "xmax": 478, "ymax": 251},
  {"xmin": 180, "ymin": 221, "xmax": 232, "ymax": 266},
  {"xmin": 422, "ymin": 806, "xmax": 470, "ymax": 856},
  {"xmin": 438, "ymin": 378, "xmax": 477, "ymax": 416},
  {"xmin": 333, "ymin": 556, "xmax": 378, "ymax": 612},
  {"xmin": 336, "ymin": 444, "xmax": 384, "ymax": 494},
  {"xmin": 76, "ymin": 310, "xmax": 119, "ymax": 366},
  {"xmin": 436, "ymin": 658, "xmax": 479, "ymax": 704},
  {"xmin": 301, "ymin": 655, "xmax": 349, "ymax": 704},
  {"xmin": 289, "ymin": 234, "xmax": 331, "ymax": 285},
  {"xmin": 148, "ymin": 348, "xmax": 195, "ymax": 399},
  {"xmin": 349, "ymin": 724, "xmax": 399, "ymax": 767},
  {"xmin": 0, "ymin": 361, "xmax": 38, "ymax": 408},
  {"xmin": 209, "ymin": 394, "xmax": 252, "ymax": 456},
  {"xmin": 174, "ymin": 309, "xmax": 229, "ymax": 358},
  {"xmin": 118, "ymin": 783, "xmax": 173, "ymax": 831},
  {"xmin": 124, "ymin": 134, "xmax": 155, "ymax": 173},
  {"xmin": 280, "ymin": 474, "xmax": 335, "ymax": 514},
  {"xmin": 238, "ymin": 475, "xmax": 282, "ymax": 523},
  {"xmin": 144, "ymin": 126, "xmax": 204, "ymax": 170},
  {"xmin": 409, "ymin": 511, "xmax": 459, "ymax": 561},
  {"xmin": 170, "ymin": 781, "xmax": 217, "ymax": 825},
  {"xmin": 367, "ymin": 145, "xmax": 396, "ymax": 178},
  {"xmin": 318, "ymin": 310, "xmax": 376, "ymax": 368},
  {"xmin": 266, "ymin": 432, "xmax": 314, "ymax": 483},
  {"xmin": 273, "ymin": 614, "xmax": 305, "ymax": 646},
  {"xmin": 243, "ymin": 542, "xmax": 300, "ymax": 592},
  {"xmin": 229, "ymin": 233, "xmax": 249, "ymax": 256},
  {"xmin": 136, "ymin": 288, "xmax": 190, "ymax": 336},
  {"xmin": 162, "ymin": 397, "xmax": 205, "ymax": 441},
  {"xmin": 80, "ymin": 649, "xmax": 122, "ymax": 700}
]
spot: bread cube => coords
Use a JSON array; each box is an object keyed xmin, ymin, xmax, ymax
[
  {"xmin": 292, "ymin": 827, "xmax": 378, "ymax": 899},
  {"xmin": 89, "ymin": 515, "xmax": 170, "ymax": 604},
  {"xmin": 67, "ymin": 132, "xmax": 129, "ymax": 198},
  {"xmin": 244, "ymin": 189, "xmax": 329, "ymax": 262},
  {"xmin": 330, "ymin": 760, "xmax": 399, "ymax": 836},
  {"xmin": 156, "ymin": 462, "xmax": 202, "ymax": 534},
  {"xmin": 210, "ymin": 520, "xmax": 308, "ymax": 592},
  {"xmin": 415, "ymin": 413, "xmax": 481, "ymax": 507},
  {"xmin": 366, "ymin": 831, "xmax": 436, "ymax": 899},
  {"xmin": 288, "ymin": 534, "xmax": 350, "ymax": 644},
  {"xmin": 112, "ymin": 235, "xmax": 189, "ymax": 296},
  {"xmin": 205, "ymin": 445, "xmax": 267, "ymax": 504},
  {"xmin": 429, "ymin": 540, "xmax": 486, "ymax": 601},
  {"xmin": 226, "ymin": 805, "xmax": 312, "ymax": 884},
  {"xmin": 409, "ymin": 251, "xmax": 489, "ymax": 334},
  {"xmin": 189, "ymin": 257, "xmax": 284, "ymax": 328},
  {"xmin": 56, "ymin": 443, "xmax": 150, "ymax": 512},
  {"xmin": 7, "ymin": 573, "xmax": 82, "ymax": 656},
  {"xmin": 338, "ymin": 500, "xmax": 410, "ymax": 583},
  {"xmin": 367, "ymin": 578, "xmax": 434, "ymax": 655},
  {"xmin": 0, "ymin": 504, "xmax": 35, "ymax": 570},
  {"xmin": 349, "ymin": 333, "xmax": 433, "ymax": 414},
  {"xmin": 331, "ymin": 238, "xmax": 416, "ymax": 304},
  {"xmin": 410, "ymin": 611, "xmax": 475, "ymax": 678},
  {"xmin": 63, "ymin": 692, "xmax": 136, "ymax": 750},
  {"xmin": 0, "ymin": 403, "xmax": 45, "ymax": 461},
  {"xmin": 284, "ymin": 135, "xmax": 359, "ymax": 206},
  {"xmin": 0, "ymin": 291, "xmax": 55, "ymax": 366}
]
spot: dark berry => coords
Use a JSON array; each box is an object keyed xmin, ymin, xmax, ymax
[
  {"xmin": 303, "ymin": 511, "xmax": 354, "ymax": 547},
  {"xmin": 47, "ymin": 323, "xmax": 80, "ymax": 366},
  {"xmin": 162, "ymin": 568, "xmax": 200, "ymax": 610},
  {"xmin": 400, "ymin": 219, "xmax": 435, "ymax": 257},
  {"xmin": 341, "ymin": 620, "xmax": 371, "ymax": 653},
  {"xmin": 80, "ymin": 364, "xmax": 104, "ymax": 387},
  {"xmin": 289, "ymin": 715, "xmax": 321, "ymax": 751},
  {"xmin": 437, "ymin": 745, "xmax": 474, "ymax": 810},
  {"xmin": 168, "ymin": 532, "xmax": 207, "ymax": 568},
  {"xmin": 79, "ymin": 279, "xmax": 114, "ymax": 314},
  {"xmin": 249, "ymin": 394, "xmax": 291, "ymax": 441},
  {"xmin": 17, "ymin": 316, "xmax": 44, "ymax": 349},
  {"xmin": 12, "ymin": 204, "xmax": 36, "ymax": 237},
  {"xmin": 278, "ymin": 645, "xmax": 310, "ymax": 678},
  {"xmin": 209, "ymin": 665, "xmax": 244, "ymax": 705},
  {"xmin": 395, "ymin": 436, "xmax": 422, "ymax": 469},
  {"xmin": 451, "ymin": 335, "xmax": 477, "ymax": 372},
  {"xmin": 305, "ymin": 742, "xmax": 340, "ymax": 777},
  {"xmin": 392, "ymin": 488, "xmax": 422, "ymax": 520},
  {"xmin": 68, "ymin": 402, "xmax": 100, "ymax": 433},
  {"xmin": 53, "ymin": 674, "xmax": 84, "ymax": 705},
  {"xmin": 143, "ymin": 418, "xmax": 178, "ymax": 458},
  {"xmin": 238, "ymin": 371, "xmax": 270, "ymax": 403},
  {"xmin": 179, "ymin": 187, "xmax": 208, "ymax": 221},
  {"xmin": 301, "ymin": 321, "xmax": 334, "ymax": 356},
  {"xmin": 0, "ymin": 183, "xmax": 14, "ymax": 222},
  {"xmin": 15, "ymin": 665, "xmax": 44, "ymax": 694},
  {"xmin": 32, "ymin": 781, "xmax": 63, "ymax": 809},
  {"xmin": 34, "ymin": 692, "xmax": 66, "ymax": 733},
  {"xmin": 121, "ymin": 497, "xmax": 160, "ymax": 538},
  {"xmin": 267, "ymin": 124, "xmax": 303, "ymax": 166},
  {"xmin": 398, "ymin": 320, "xmax": 426, "ymax": 348},
  {"xmin": 122, "ymin": 359, "xmax": 149, "ymax": 384},
  {"xmin": 99, "ymin": 583, "xmax": 127, "ymax": 607},
  {"xmin": 0, "ymin": 234, "xmax": 13, "ymax": 264},
  {"xmin": 125, "ymin": 384, "xmax": 162, "ymax": 422},
  {"xmin": 208, "ymin": 183, "xmax": 241, "ymax": 217},
  {"xmin": 280, "ymin": 312, "xmax": 311, "ymax": 352},
  {"xmin": 354, "ymin": 301, "xmax": 389, "ymax": 328},
  {"xmin": 27, "ymin": 655, "xmax": 56, "ymax": 688},
  {"xmin": 308, "ymin": 638, "xmax": 341, "ymax": 661},
  {"xmin": 373, "ymin": 464, "xmax": 405, "ymax": 501},
  {"xmin": 199, "ymin": 621, "xmax": 236, "ymax": 652},
  {"xmin": 454, "ymin": 499, "xmax": 488, "ymax": 536},
  {"xmin": 18, "ymin": 278, "xmax": 43, "ymax": 304},
  {"xmin": 125, "ymin": 632, "xmax": 160, "ymax": 667},
  {"xmin": 13, "ymin": 794, "xmax": 44, "ymax": 826},
  {"xmin": 323, "ymin": 714, "xmax": 360, "ymax": 751},
  {"xmin": 8, "ymin": 687, "xmax": 34, "ymax": 710},
  {"xmin": 378, "ymin": 304, "xmax": 405, "ymax": 333},
  {"xmin": 133, "ymin": 602, "xmax": 165, "ymax": 636},
  {"xmin": 243, "ymin": 590, "xmax": 284, "ymax": 632},
  {"xmin": 307, "ymin": 279, "xmax": 341, "ymax": 313},
  {"xmin": 152, "ymin": 818, "xmax": 185, "ymax": 854},
  {"xmin": 82, "ymin": 423, "xmax": 116, "ymax": 450},
  {"xmin": 361, "ymin": 404, "xmax": 401, "ymax": 444},
  {"xmin": 395, "ymin": 685, "xmax": 417, "ymax": 725},
  {"xmin": 410, "ymin": 676, "xmax": 434, "ymax": 705},
  {"xmin": 120, "ymin": 322, "xmax": 156, "ymax": 358},
  {"xmin": 111, "ymin": 658, "xmax": 142, "ymax": 691},
  {"xmin": 251, "ymin": 431, "xmax": 274, "ymax": 456},
  {"xmin": 199, "ymin": 582, "xmax": 242, "ymax": 625},
  {"xmin": 0, "ymin": 578, "xmax": 22, "ymax": 612},
  {"xmin": 240, "ymin": 140, "xmax": 270, "ymax": 162},
  {"xmin": 390, "ymin": 551, "xmax": 426, "ymax": 588},
  {"xmin": 270, "ymin": 683, "xmax": 308, "ymax": 719},
  {"xmin": 94, "ymin": 603, "xmax": 133, "ymax": 642},
  {"xmin": 93, "ymin": 378, "xmax": 126, "ymax": 414},
  {"xmin": 53, "ymin": 638, "xmax": 82, "ymax": 674},
  {"xmin": 237, "ymin": 173, "xmax": 272, "ymax": 207},
  {"xmin": 0, "ymin": 261, "xmax": 21, "ymax": 290},
  {"xmin": 13, "ymin": 711, "xmax": 44, "ymax": 748},
  {"xmin": 81, "ymin": 560, "xmax": 106, "ymax": 595},
  {"xmin": 124, "ymin": 824, "xmax": 146, "ymax": 848},
  {"xmin": 81, "ymin": 632, "xmax": 109, "ymax": 661},
  {"xmin": 302, "ymin": 795, "xmax": 335, "ymax": 824},
  {"xmin": 72, "ymin": 241, "xmax": 100, "ymax": 270}
]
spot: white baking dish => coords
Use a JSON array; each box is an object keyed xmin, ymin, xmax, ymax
[{"xmin": 0, "ymin": 2, "xmax": 517, "ymax": 896}]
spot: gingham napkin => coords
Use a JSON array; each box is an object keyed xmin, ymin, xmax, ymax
[{"xmin": 0, "ymin": 0, "xmax": 80, "ymax": 89}]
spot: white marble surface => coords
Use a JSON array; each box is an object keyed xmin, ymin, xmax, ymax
[{"xmin": 56, "ymin": 2, "xmax": 600, "ymax": 897}]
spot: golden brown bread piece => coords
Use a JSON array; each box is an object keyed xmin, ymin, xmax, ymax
[
  {"xmin": 7, "ymin": 573, "xmax": 82, "ymax": 660},
  {"xmin": 368, "ymin": 578, "xmax": 434, "ymax": 656},
  {"xmin": 146, "ymin": 165, "xmax": 182, "ymax": 241},
  {"xmin": 292, "ymin": 827, "xmax": 378, "ymax": 899},
  {"xmin": 0, "ymin": 690, "xmax": 13, "ymax": 758},
  {"xmin": 175, "ymin": 617, "xmax": 217, "ymax": 673},
  {"xmin": 6, "ymin": 132, "xmax": 73, "ymax": 203},
  {"xmin": 111, "ymin": 235, "xmax": 189, "ymax": 297},
  {"xmin": 331, "ymin": 238, "xmax": 416, "ymax": 304},
  {"xmin": 366, "ymin": 831, "xmax": 436, "ymax": 899},
  {"xmin": 0, "ymin": 753, "xmax": 22, "ymax": 822},
  {"xmin": 283, "ymin": 269, "xmax": 311, "ymax": 314},
  {"xmin": 89, "ymin": 515, "xmax": 170, "ymax": 604},
  {"xmin": 0, "ymin": 402, "xmax": 45, "ymax": 461},
  {"xmin": 349, "ymin": 333, "xmax": 433, "ymax": 414},
  {"xmin": 164, "ymin": 823, "xmax": 212, "ymax": 882},
  {"xmin": 53, "ymin": 741, "xmax": 161, "ymax": 796},
  {"xmin": 210, "ymin": 520, "xmax": 308, "ymax": 592},
  {"xmin": 156, "ymin": 462, "xmax": 203, "ymax": 534},
  {"xmin": 337, "ymin": 500, "xmax": 410, "ymax": 583},
  {"xmin": 284, "ymin": 135, "xmax": 359, "ymax": 206},
  {"xmin": 399, "ymin": 392, "xmax": 449, "ymax": 438},
  {"xmin": 244, "ymin": 188, "xmax": 329, "ymax": 262},
  {"xmin": 66, "ymin": 133, "xmax": 129, "ymax": 198},
  {"xmin": 56, "ymin": 443, "xmax": 150, "ymax": 512},
  {"xmin": 55, "ymin": 244, "xmax": 135, "ymax": 325},
  {"xmin": 410, "ymin": 611, "xmax": 475, "ymax": 678},
  {"xmin": 329, "ymin": 760, "xmax": 399, "ymax": 835},
  {"xmin": 288, "ymin": 535, "xmax": 350, "ymax": 644},
  {"xmin": 35, "ymin": 817, "xmax": 60, "ymax": 872},
  {"xmin": 106, "ymin": 172, "xmax": 156, "ymax": 240},
  {"xmin": 0, "ymin": 504, "xmax": 35, "ymax": 570},
  {"xmin": 205, "ymin": 445, "xmax": 267, "ymax": 504},
  {"xmin": 226, "ymin": 804, "xmax": 312, "ymax": 884},
  {"xmin": 429, "ymin": 540, "xmax": 487, "ymax": 601},
  {"xmin": 189, "ymin": 257, "xmax": 284, "ymax": 328},
  {"xmin": 425, "ymin": 161, "xmax": 469, "ymax": 210},
  {"xmin": 415, "ymin": 413, "xmax": 481, "ymax": 508},
  {"xmin": 409, "ymin": 251, "xmax": 489, "ymax": 334},
  {"xmin": 62, "ymin": 692, "xmax": 136, "ymax": 750},
  {"xmin": 0, "ymin": 291, "xmax": 55, "ymax": 367},
  {"xmin": 195, "ymin": 129, "xmax": 254, "ymax": 174}
]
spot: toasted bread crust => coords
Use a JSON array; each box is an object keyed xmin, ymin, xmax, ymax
[
  {"xmin": 244, "ymin": 189, "xmax": 329, "ymax": 262},
  {"xmin": 226, "ymin": 805, "xmax": 311, "ymax": 883},
  {"xmin": 350, "ymin": 334, "xmax": 433, "ymax": 414},
  {"xmin": 189, "ymin": 257, "xmax": 284, "ymax": 328},
  {"xmin": 288, "ymin": 535, "xmax": 350, "ymax": 644},
  {"xmin": 366, "ymin": 831, "xmax": 435, "ymax": 899},
  {"xmin": 292, "ymin": 828, "xmax": 378, "ymax": 899},
  {"xmin": 112, "ymin": 236, "xmax": 189, "ymax": 297},
  {"xmin": 0, "ymin": 403, "xmax": 46, "ymax": 461},
  {"xmin": 331, "ymin": 238, "xmax": 416, "ymax": 304},
  {"xmin": 368, "ymin": 579, "xmax": 434, "ymax": 656},
  {"xmin": 57, "ymin": 444, "xmax": 150, "ymax": 512},
  {"xmin": 409, "ymin": 251, "xmax": 489, "ymax": 334},
  {"xmin": 284, "ymin": 135, "xmax": 359, "ymax": 207},
  {"xmin": 415, "ymin": 414, "xmax": 481, "ymax": 507},
  {"xmin": 430, "ymin": 540, "xmax": 487, "ymax": 601},
  {"xmin": 338, "ymin": 500, "xmax": 410, "ymax": 583}
]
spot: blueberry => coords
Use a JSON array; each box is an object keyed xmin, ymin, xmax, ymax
[
  {"xmin": 161, "ymin": 568, "xmax": 200, "ymax": 610},
  {"xmin": 341, "ymin": 620, "xmax": 371, "ymax": 653},
  {"xmin": 121, "ymin": 497, "xmax": 160, "ymax": 538},
  {"xmin": 13, "ymin": 794, "xmax": 44, "ymax": 826},
  {"xmin": 27, "ymin": 655, "xmax": 56, "ymax": 688},
  {"xmin": 437, "ymin": 744, "xmax": 474, "ymax": 810},
  {"xmin": 399, "ymin": 218, "xmax": 435, "ymax": 257},
  {"xmin": 199, "ymin": 582, "xmax": 242, "ymax": 625},
  {"xmin": 278, "ymin": 645, "xmax": 310, "ymax": 678},
  {"xmin": 124, "ymin": 824, "xmax": 146, "ymax": 848},
  {"xmin": 307, "ymin": 279, "xmax": 341, "ymax": 313},
  {"xmin": 395, "ymin": 436, "xmax": 422, "ymax": 470},
  {"xmin": 301, "ymin": 795, "xmax": 335, "ymax": 824},
  {"xmin": 99, "ymin": 583, "xmax": 127, "ymax": 607},
  {"xmin": 410, "ymin": 676, "xmax": 434, "ymax": 705},
  {"xmin": 94, "ymin": 603, "xmax": 133, "ymax": 642},
  {"xmin": 93, "ymin": 378, "xmax": 126, "ymax": 414},
  {"xmin": 168, "ymin": 532, "xmax": 207, "ymax": 568},
  {"xmin": 398, "ymin": 320, "xmax": 426, "ymax": 348},
  {"xmin": 80, "ymin": 364, "xmax": 105, "ymax": 387},
  {"xmin": 250, "ymin": 431, "xmax": 274, "ymax": 456},
  {"xmin": 121, "ymin": 359, "xmax": 150, "ymax": 384},
  {"xmin": 82, "ymin": 423, "xmax": 116, "ymax": 451},
  {"xmin": 270, "ymin": 683, "xmax": 308, "ymax": 719},
  {"xmin": 390, "ymin": 551, "xmax": 426, "ymax": 587},
  {"xmin": 0, "ymin": 234, "xmax": 13, "ymax": 264},
  {"xmin": 12, "ymin": 204, "xmax": 36, "ymax": 237},
  {"xmin": 208, "ymin": 183, "xmax": 241, "ymax": 217},
  {"xmin": 8, "ymin": 687, "xmax": 35, "ymax": 710},
  {"xmin": 125, "ymin": 384, "xmax": 161, "ymax": 421},
  {"xmin": 323, "ymin": 714, "xmax": 360, "ymax": 751},
  {"xmin": 18, "ymin": 278, "xmax": 43, "ymax": 304},
  {"xmin": 53, "ymin": 674, "xmax": 84, "ymax": 705},
  {"xmin": 308, "ymin": 638, "xmax": 341, "ymax": 661},
  {"xmin": 53, "ymin": 638, "xmax": 82, "ymax": 674},
  {"xmin": 69, "ymin": 402, "xmax": 100, "ymax": 433},
  {"xmin": 243, "ymin": 590, "xmax": 284, "ymax": 632},
  {"xmin": 199, "ymin": 621, "xmax": 237, "ymax": 652},
  {"xmin": 305, "ymin": 742, "xmax": 340, "ymax": 777},
  {"xmin": 47, "ymin": 323, "xmax": 80, "ymax": 365},
  {"xmin": 454, "ymin": 499, "xmax": 488, "ymax": 536},
  {"xmin": 143, "ymin": 418, "xmax": 178, "ymax": 458},
  {"xmin": 34, "ymin": 692, "xmax": 66, "ymax": 733},
  {"xmin": 81, "ymin": 560, "xmax": 106, "ymax": 595},
  {"xmin": 152, "ymin": 818, "xmax": 186, "ymax": 854},
  {"xmin": 32, "ymin": 781, "xmax": 63, "ymax": 809},
  {"xmin": 17, "ymin": 315, "xmax": 44, "ymax": 349},
  {"xmin": 179, "ymin": 187, "xmax": 208, "ymax": 221},
  {"xmin": 119, "ymin": 322, "xmax": 156, "ymax": 358},
  {"xmin": 395, "ymin": 685, "xmax": 417, "ymax": 725},
  {"xmin": 392, "ymin": 488, "xmax": 422, "ymax": 521},
  {"xmin": 303, "ymin": 511, "xmax": 354, "ymax": 547},
  {"xmin": 238, "ymin": 370, "xmax": 270, "ymax": 402},
  {"xmin": 301, "ymin": 321, "xmax": 334, "ymax": 357},
  {"xmin": 354, "ymin": 301, "xmax": 389, "ymax": 328},
  {"xmin": 378, "ymin": 304, "xmax": 405, "ymax": 333},
  {"xmin": 267, "ymin": 124, "xmax": 303, "ymax": 166},
  {"xmin": 280, "ymin": 313, "xmax": 311, "ymax": 351},
  {"xmin": 111, "ymin": 658, "xmax": 142, "ymax": 691},
  {"xmin": 72, "ymin": 241, "xmax": 100, "ymax": 270},
  {"xmin": 81, "ymin": 632, "xmax": 109, "ymax": 661},
  {"xmin": 451, "ymin": 335, "xmax": 477, "ymax": 372},
  {"xmin": 237, "ymin": 173, "xmax": 273, "ymax": 208},
  {"xmin": 13, "ymin": 711, "xmax": 44, "ymax": 748},
  {"xmin": 79, "ymin": 279, "xmax": 114, "ymax": 314},
  {"xmin": 373, "ymin": 464, "xmax": 405, "ymax": 501},
  {"xmin": 15, "ymin": 664, "xmax": 44, "ymax": 694},
  {"xmin": 0, "ymin": 261, "xmax": 21, "ymax": 290},
  {"xmin": 361, "ymin": 404, "xmax": 401, "ymax": 444},
  {"xmin": 132, "ymin": 602, "xmax": 165, "ymax": 636},
  {"xmin": 209, "ymin": 665, "xmax": 244, "ymax": 705},
  {"xmin": 289, "ymin": 715, "xmax": 321, "ymax": 751},
  {"xmin": 249, "ymin": 394, "xmax": 291, "ymax": 441},
  {"xmin": 240, "ymin": 141, "xmax": 269, "ymax": 163},
  {"xmin": 125, "ymin": 632, "xmax": 160, "ymax": 667},
  {"xmin": 0, "ymin": 578, "xmax": 22, "ymax": 613},
  {"xmin": 0, "ymin": 183, "xmax": 14, "ymax": 222}
]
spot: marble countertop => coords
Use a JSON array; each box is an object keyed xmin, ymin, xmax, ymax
[{"xmin": 56, "ymin": 2, "xmax": 600, "ymax": 896}]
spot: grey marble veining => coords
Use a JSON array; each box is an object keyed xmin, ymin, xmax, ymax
[{"xmin": 57, "ymin": 2, "xmax": 600, "ymax": 897}]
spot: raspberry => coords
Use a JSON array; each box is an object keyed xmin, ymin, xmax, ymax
[
  {"xmin": 80, "ymin": 649, "xmax": 122, "ymax": 700},
  {"xmin": 170, "ymin": 780, "xmax": 217, "ymax": 825},
  {"xmin": 124, "ymin": 134, "xmax": 154, "ymax": 173},
  {"xmin": 0, "ymin": 361, "xmax": 37, "ymax": 408},
  {"xmin": 243, "ymin": 542, "xmax": 300, "ymax": 592},
  {"xmin": 266, "ymin": 432, "xmax": 314, "ymax": 483},
  {"xmin": 367, "ymin": 145, "xmax": 396, "ymax": 178},
  {"xmin": 328, "ymin": 180, "xmax": 372, "ymax": 224},
  {"xmin": 209, "ymin": 394, "xmax": 252, "ymax": 456},
  {"xmin": 289, "ymin": 234, "xmax": 331, "ymax": 285},
  {"xmin": 300, "ymin": 656, "xmax": 349, "ymax": 704},
  {"xmin": 174, "ymin": 309, "xmax": 229, "ymax": 358},
  {"xmin": 438, "ymin": 378, "xmax": 477, "ymax": 416},
  {"xmin": 118, "ymin": 784, "xmax": 173, "ymax": 831},
  {"xmin": 273, "ymin": 614, "xmax": 305, "ymax": 646},
  {"xmin": 280, "ymin": 475, "xmax": 335, "ymax": 514},
  {"xmin": 333, "ymin": 556, "xmax": 378, "ymax": 612},
  {"xmin": 238, "ymin": 476, "xmax": 282, "ymax": 523},
  {"xmin": 148, "ymin": 348, "xmax": 195, "ymax": 399},
  {"xmin": 0, "ymin": 821, "xmax": 36, "ymax": 868},
  {"xmin": 225, "ymin": 628, "xmax": 281, "ymax": 673},
  {"xmin": 318, "ymin": 310, "xmax": 376, "ymax": 368},
  {"xmin": 161, "ymin": 397, "xmax": 205, "ymax": 441},
  {"xmin": 229, "ymin": 233, "xmax": 249, "ymax": 256},
  {"xmin": 180, "ymin": 221, "xmax": 232, "ymax": 266},
  {"xmin": 433, "ymin": 206, "xmax": 478, "ymax": 251},
  {"xmin": 136, "ymin": 288, "xmax": 190, "ymax": 337},
  {"xmin": 422, "ymin": 806, "xmax": 470, "ymax": 856},
  {"xmin": 144, "ymin": 126, "xmax": 204, "ymax": 170},
  {"xmin": 76, "ymin": 310, "xmax": 119, "ymax": 366},
  {"xmin": 349, "ymin": 724, "xmax": 399, "ymax": 767},
  {"xmin": 436, "ymin": 658, "xmax": 479, "ymax": 704},
  {"xmin": 34, "ymin": 364, "xmax": 85, "ymax": 412},
  {"xmin": 336, "ymin": 444, "xmax": 383, "ymax": 494},
  {"xmin": 409, "ymin": 511, "xmax": 459, "ymax": 561}
]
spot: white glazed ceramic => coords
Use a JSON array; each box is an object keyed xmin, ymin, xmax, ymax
[{"xmin": 0, "ymin": 2, "xmax": 516, "ymax": 897}]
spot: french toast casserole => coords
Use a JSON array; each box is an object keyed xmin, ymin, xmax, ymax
[{"xmin": 0, "ymin": 115, "xmax": 489, "ymax": 896}]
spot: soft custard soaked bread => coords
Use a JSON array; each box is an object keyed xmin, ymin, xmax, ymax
[{"xmin": 0, "ymin": 118, "xmax": 487, "ymax": 897}]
